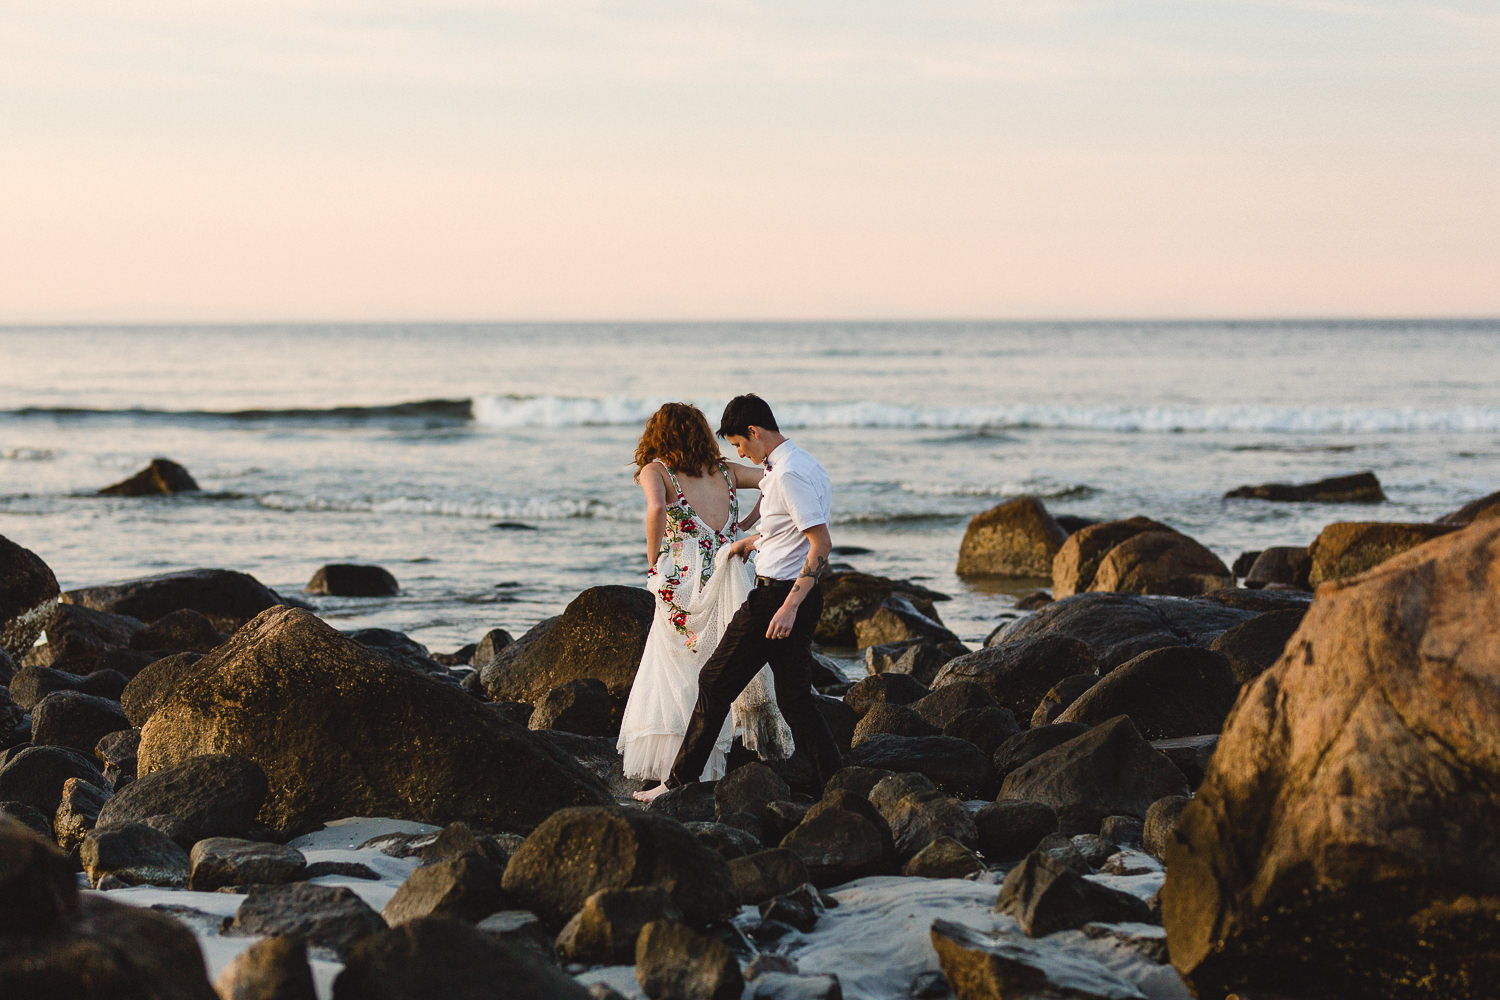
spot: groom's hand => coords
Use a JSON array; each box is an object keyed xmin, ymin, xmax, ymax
[{"xmin": 729, "ymin": 536, "xmax": 758, "ymax": 560}]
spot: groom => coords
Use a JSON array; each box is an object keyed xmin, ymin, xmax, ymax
[{"xmin": 649, "ymin": 394, "xmax": 844, "ymax": 798}]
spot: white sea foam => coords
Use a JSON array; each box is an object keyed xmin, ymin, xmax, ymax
[
  {"xmin": 254, "ymin": 492, "xmax": 619, "ymax": 521},
  {"xmin": 472, "ymin": 395, "xmax": 1500, "ymax": 434}
]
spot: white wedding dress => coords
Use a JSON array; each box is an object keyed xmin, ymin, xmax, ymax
[{"xmin": 617, "ymin": 460, "xmax": 794, "ymax": 782}]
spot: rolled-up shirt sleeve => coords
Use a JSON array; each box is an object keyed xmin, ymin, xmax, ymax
[{"xmin": 781, "ymin": 470, "xmax": 830, "ymax": 532}]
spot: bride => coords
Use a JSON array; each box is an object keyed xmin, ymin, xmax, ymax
[{"xmin": 617, "ymin": 402, "xmax": 793, "ymax": 799}]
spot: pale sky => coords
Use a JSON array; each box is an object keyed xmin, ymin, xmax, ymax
[{"xmin": 2, "ymin": 0, "xmax": 1497, "ymax": 322}]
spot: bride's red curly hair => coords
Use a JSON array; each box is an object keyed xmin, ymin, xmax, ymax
[{"xmin": 634, "ymin": 402, "xmax": 722, "ymax": 480}]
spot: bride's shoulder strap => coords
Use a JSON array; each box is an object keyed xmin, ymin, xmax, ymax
[{"xmin": 653, "ymin": 457, "xmax": 683, "ymax": 494}]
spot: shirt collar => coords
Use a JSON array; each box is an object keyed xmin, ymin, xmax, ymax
[{"xmin": 764, "ymin": 440, "xmax": 794, "ymax": 471}]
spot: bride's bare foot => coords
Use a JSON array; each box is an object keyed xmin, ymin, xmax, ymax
[{"xmin": 632, "ymin": 783, "xmax": 670, "ymax": 803}]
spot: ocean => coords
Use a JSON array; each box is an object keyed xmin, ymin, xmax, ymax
[{"xmin": 3, "ymin": 320, "xmax": 1498, "ymax": 655}]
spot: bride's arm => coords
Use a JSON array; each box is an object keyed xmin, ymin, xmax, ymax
[
  {"xmin": 727, "ymin": 461, "xmax": 763, "ymax": 530},
  {"xmin": 640, "ymin": 467, "xmax": 668, "ymax": 574}
]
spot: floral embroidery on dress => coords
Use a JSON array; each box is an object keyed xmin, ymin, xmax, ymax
[{"xmin": 653, "ymin": 459, "xmax": 738, "ymax": 651}]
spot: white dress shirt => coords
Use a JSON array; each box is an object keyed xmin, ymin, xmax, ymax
[{"xmin": 753, "ymin": 439, "xmax": 832, "ymax": 580}]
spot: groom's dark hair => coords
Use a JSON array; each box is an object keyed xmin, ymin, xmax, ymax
[{"xmin": 718, "ymin": 394, "xmax": 778, "ymax": 438}]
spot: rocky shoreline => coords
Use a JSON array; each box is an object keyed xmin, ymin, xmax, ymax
[{"xmin": 3, "ymin": 478, "xmax": 1500, "ymax": 999}]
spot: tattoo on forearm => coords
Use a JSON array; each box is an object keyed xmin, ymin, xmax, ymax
[{"xmin": 798, "ymin": 554, "xmax": 828, "ymax": 581}]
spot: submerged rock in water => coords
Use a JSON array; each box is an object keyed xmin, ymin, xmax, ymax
[
  {"xmin": 955, "ymin": 496, "xmax": 1069, "ymax": 578},
  {"xmin": 136, "ymin": 606, "xmax": 611, "ymax": 836},
  {"xmin": 305, "ymin": 563, "xmax": 401, "ymax": 597},
  {"xmin": 0, "ymin": 534, "xmax": 59, "ymax": 661},
  {"xmin": 1224, "ymin": 470, "xmax": 1386, "ymax": 503},
  {"xmin": 1165, "ymin": 520, "xmax": 1500, "ymax": 998},
  {"xmin": 99, "ymin": 457, "xmax": 200, "ymax": 496}
]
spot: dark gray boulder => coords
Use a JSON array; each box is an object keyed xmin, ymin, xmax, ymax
[
  {"xmin": 1209, "ymin": 607, "xmax": 1307, "ymax": 683},
  {"xmin": 64, "ymin": 568, "xmax": 289, "ymax": 632},
  {"xmin": 863, "ymin": 638, "xmax": 966, "ymax": 686},
  {"xmin": 943, "ymin": 706, "xmax": 1022, "ymax": 757},
  {"xmin": 0, "ymin": 534, "xmax": 60, "ymax": 660},
  {"xmin": 81, "ymin": 822, "xmax": 191, "ymax": 888},
  {"xmin": 22, "ymin": 602, "xmax": 145, "ymax": 676},
  {"xmin": 30, "ymin": 690, "xmax": 132, "ymax": 754},
  {"xmin": 1030, "ymin": 675, "xmax": 1099, "ymax": 727},
  {"xmin": 382, "ymin": 854, "xmax": 510, "ymax": 926},
  {"xmin": 932, "ymin": 918, "xmax": 1148, "ymax": 1000},
  {"xmin": 1053, "ymin": 646, "xmax": 1241, "ymax": 739},
  {"xmin": 911, "ymin": 681, "xmax": 1001, "ymax": 731},
  {"xmin": 998, "ymin": 716, "xmax": 1189, "ymax": 834},
  {"xmin": 95, "ymin": 753, "xmax": 268, "ymax": 848},
  {"xmin": 851, "ymin": 703, "xmax": 939, "ymax": 745},
  {"xmin": 53, "ymin": 776, "xmax": 110, "ymax": 852},
  {"xmin": 844, "ymin": 734, "xmax": 992, "ymax": 798},
  {"xmin": 902, "ymin": 837, "xmax": 985, "ymax": 879},
  {"xmin": 727, "ymin": 849, "xmax": 809, "ymax": 906},
  {"xmin": 1243, "ymin": 546, "xmax": 1312, "ymax": 590},
  {"xmin": 974, "ymin": 800, "xmax": 1060, "ymax": 860},
  {"xmin": 843, "ymin": 672, "xmax": 930, "ymax": 718},
  {"xmin": 189, "ymin": 837, "xmax": 307, "ymax": 891},
  {"xmin": 0, "ymin": 744, "xmax": 107, "ymax": 817},
  {"xmin": 528, "ymin": 677, "xmax": 616, "ymax": 737},
  {"xmin": 815, "ymin": 571, "xmax": 951, "ymax": 646},
  {"xmin": 129, "ymin": 609, "xmax": 226, "ymax": 656},
  {"xmin": 777, "ymin": 791, "xmax": 897, "ymax": 887},
  {"xmin": 334, "ymin": 916, "xmax": 592, "ymax": 1000},
  {"xmin": 555, "ymin": 885, "xmax": 684, "ymax": 965},
  {"xmin": 988, "ymin": 592, "xmax": 1258, "ymax": 672},
  {"xmin": 931, "ymin": 635, "xmax": 1098, "ymax": 727},
  {"xmin": 853, "ymin": 595, "xmax": 961, "ymax": 649},
  {"xmin": 714, "ymin": 762, "xmax": 791, "ymax": 842},
  {"xmin": 868, "ymin": 772, "xmax": 977, "ymax": 857},
  {"xmin": 996, "ymin": 850, "xmax": 1154, "ymax": 937},
  {"xmin": 231, "ymin": 882, "xmax": 387, "ymax": 957},
  {"xmin": 502, "ymin": 805, "xmax": 737, "ymax": 928},
  {"xmin": 635, "ymin": 920, "xmax": 744, "ymax": 1000}
]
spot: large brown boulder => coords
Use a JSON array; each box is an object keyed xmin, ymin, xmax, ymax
[
  {"xmin": 478, "ymin": 586, "xmax": 652, "ymax": 704},
  {"xmin": 1224, "ymin": 471, "xmax": 1385, "ymax": 503},
  {"xmin": 956, "ymin": 496, "xmax": 1069, "ymax": 578},
  {"xmin": 99, "ymin": 457, "xmax": 200, "ymax": 496},
  {"xmin": 137, "ymin": 606, "xmax": 611, "ymax": 836},
  {"xmin": 1162, "ymin": 520, "xmax": 1500, "ymax": 999},
  {"xmin": 63, "ymin": 569, "xmax": 289, "ymax": 632},
  {"xmin": 1090, "ymin": 531, "xmax": 1234, "ymax": 596},
  {"xmin": 1306, "ymin": 521, "xmax": 1461, "ymax": 587},
  {"xmin": 0, "ymin": 535, "xmax": 59, "ymax": 660},
  {"xmin": 1050, "ymin": 516, "xmax": 1174, "ymax": 598}
]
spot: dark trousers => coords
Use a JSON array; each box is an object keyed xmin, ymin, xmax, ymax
[{"xmin": 667, "ymin": 580, "xmax": 843, "ymax": 789}]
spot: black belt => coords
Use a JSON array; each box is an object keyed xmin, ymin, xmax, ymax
[{"xmin": 755, "ymin": 575, "xmax": 794, "ymax": 589}]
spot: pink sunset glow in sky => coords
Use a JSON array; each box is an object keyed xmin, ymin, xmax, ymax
[{"xmin": 3, "ymin": 0, "xmax": 1498, "ymax": 322}]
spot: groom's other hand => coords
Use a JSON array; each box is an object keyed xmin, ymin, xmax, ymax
[{"xmin": 729, "ymin": 536, "xmax": 759, "ymax": 560}]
